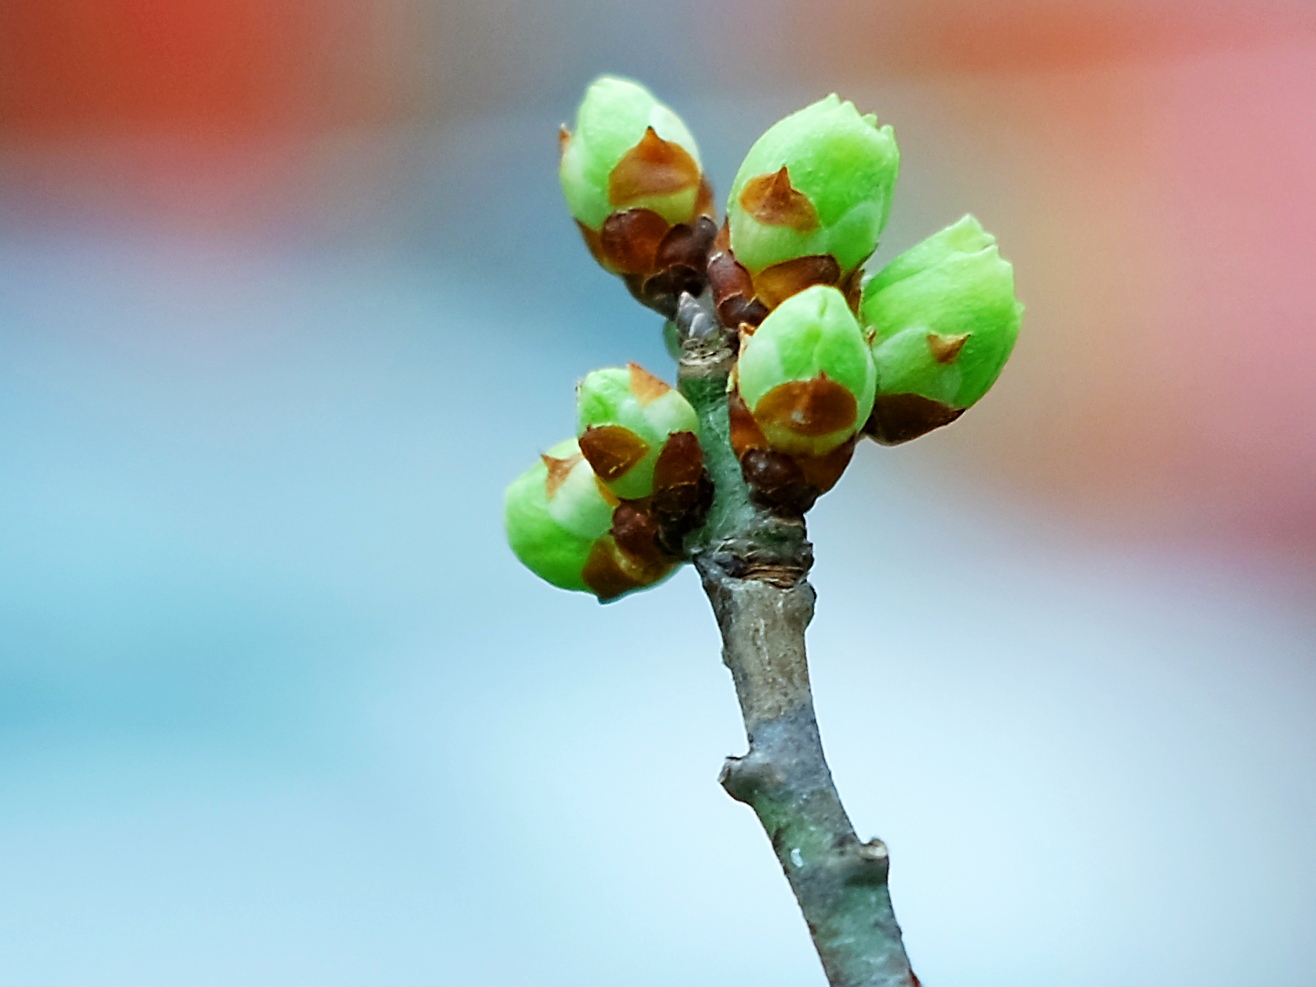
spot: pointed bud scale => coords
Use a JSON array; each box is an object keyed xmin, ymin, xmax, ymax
[
  {"xmin": 576, "ymin": 363, "xmax": 700, "ymax": 500},
  {"xmin": 723, "ymin": 94, "xmax": 899, "ymax": 312},
  {"xmin": 736, "ymin": 285, "xmax": 877, "ymax": 457},
  {"xmin": 860, "ymin": 215, "xmax": 1024, "ymax": 444},
  {"xmin": 559, "ymin": 76, "xmax": 716, "ymax": 316}
]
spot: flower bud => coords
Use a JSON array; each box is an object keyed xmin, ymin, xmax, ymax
[
  {"xmin": 504, "ymin": 439, "xmax": 614, "ymax": 593},
  {"xmin": 504, "ymin": 439, "xmax": 677, "ymax": 601},
  {"xmin": 716, "ymin": 95, "xmax": 899, "ymax": 320},
  {"xmin": 576, "ymin": 363, "xmax": 700, "ymax": 501},
  {"xmin": 859, "ymin": 215, "xmax": 1023, "ymax": 444},
  {"xmin": 736, "ymin": 284, "xmax": 876, "ymax": 457},
  {"xmin": 559, "ymin": 76, "xmax": 716, "ymax": 316}
]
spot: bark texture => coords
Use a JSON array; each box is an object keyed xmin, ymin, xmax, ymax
[{"xmin": 674, "ymin": 292, "xmax": 919, "ymax": 987}]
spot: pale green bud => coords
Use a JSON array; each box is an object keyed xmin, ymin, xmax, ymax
[
  {"xmin": 505, "ymin": 439, "xmax": 683, "ymax": 601},
  {"xmin": 736, "ymin": 284, "xmax": 877, "ymax": 457},
  {"xmin": 559, "ymin": 75, "xmax": 706, "ymax": 233},
  {"xmin": 576, "ymin": 363, "xmax": 699, "ymax": 500},
  {"xmin": 860, "ymin": 215, "xmax": 1023, "ymax": 443},
  {"xmin": 727, "ymin": 94, "xmax": 900, "ymax": 283},
  {"xmin": 504, "ymin": 439, "xmax": 617, "ymax": 594}
]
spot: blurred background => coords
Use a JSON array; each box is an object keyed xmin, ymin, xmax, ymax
[{"xmin": 2, "ymin": 0, "xmax": 1314, "ymax": 984}]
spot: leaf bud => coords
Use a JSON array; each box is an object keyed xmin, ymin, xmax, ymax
[
  {"xmin": 559, "ymin": 75, "xmax": 716, "ymax": 316},
  {"xmin": 859, "ymin": 215, "xmax": 1023, "ymax": 444},
  {"xmin": 576, "ymin": 363, "xmax": 700, "ymax": 501},
  {"xmin": 735, "ymin": 284, "xmax": 877, "ymax": 458},
  {"xmin": 716, "ymin": 95, "xmax": 899, "ymax": 319}
]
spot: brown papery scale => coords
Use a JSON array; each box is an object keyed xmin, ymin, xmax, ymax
[
  {"xmin": 607, "ymin": 127, "xmax": 701, "ymax": 207},
  {"xmin": 581, "ymin": 534, "xmax": 671, "ymax": 602},
  {"xmin": 627, "ymin": 362, "xmax": 672, "ymax": 404},
  {"xmin": 578, "ymin": 424, "xmax": 650, "ymax": 483},
  {"xmin": 726, "ymin": 392, "xmax": 855, "ymax": 514},
  {"xmin": 625, "ymin": 213, "xmax": 717, "ymax": 317},
  {"xmin": 581, "ymin": 536, "xmax": 648, "ymax": 601},
  {"xmin": 649, "ymin": 431, "xmax": 713, "ymax": 553},
  {"xmin": 738, "ymin": 166, "xmax": 820, "ymax": 232},
  {"xmin": 863, "ymin": 393, "xmax": 966, "ymax": 445},
  {"xmin": 739, "ymin": 449, "xmax": 820, "ymax": 514},
  {"xmin": 752, "ymin": 254, "xmax": 842, "ymax": 310},
  {"xmin": 542, "ymin": 451, "xmax": 583, "ymax": 498},
  {"xmin": 610, "ymin": 502, "xmax": 666, "ymax": 563},
  {"xmin": 926, "ymin": 331, "xmax": 970, "ymax": 364},
  {"xmin": 707, "ymin": 222, "xmax": 769, "ymax": 329},
  {"xmin": 599, "ymin": 209, "xmax": 671, "ymax": 276},
  {"xmin": 751, "ymin": 373, "xmax": 858, "ymax": 439}
]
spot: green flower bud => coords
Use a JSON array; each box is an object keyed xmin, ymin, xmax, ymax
[
  {"xmin": 559, "ymin": 75, "xmax": 708, "ymax": 233},
  {"xmin": 558, "ymin": 76, "xmax": 716, "ymax": 316},
  {"xmin": 736, "ymin": 284, "xmax": 877, "ymax": 457},
  {"xmin": 504, "ymin": 439, "xmax": 614, "ymax": 594},
  {"xmin": 726, "ymin": 94, "xmax": 899, "ymax": 303},
  {"xmin": 576, "ymin": 363, "xmax": 699, "ymax": 500},
  {"xmin": 860, "ymin": 215, "xmax": 1023, "ymax": 444},
  {"xmin": 505, "ymin": 439, "xmax": 679, "ymax": 601}
]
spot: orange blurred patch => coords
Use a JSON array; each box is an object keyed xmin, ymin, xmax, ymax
[{"xmin": 779, "ymin": 0, "xmax": 1316, "ymax": 79}]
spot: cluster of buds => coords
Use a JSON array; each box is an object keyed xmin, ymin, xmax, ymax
[
  {"xmin": 559, "ymin": 76, "xmax": 717, "ymax": 317},
  {"xmin": 504, "ymin": 364, "xmax": 711, "ymax": 601},
  {"xmin": 508, "ymin": 76, "xmax": 1024, "ymax": 600}
]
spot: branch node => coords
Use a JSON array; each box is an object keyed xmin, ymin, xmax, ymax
[
  {"xmin": 718, "ymin": 751, "xmax": 780, "ymax": 804},
  {"xmin": 833, "ymin": 837, "xmax": 892, "ymax": 886}
]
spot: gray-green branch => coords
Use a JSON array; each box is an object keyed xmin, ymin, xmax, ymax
[{"xmin": 675, "ymin": 292, "xmax": 919, "ymax": 987}]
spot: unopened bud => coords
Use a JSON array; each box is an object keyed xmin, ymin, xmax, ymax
[
  {"xmin": 505, "ymin": 439, "xmax": 678, "ymax": 601},
  {"xmin": 504, "ymin": 439, "xmax": 615, "ymax": 593},
  {"xmin": 559, "ymin": 76, "xmax": 716, "ymax": 316},
  {"xmin": 860, "ymin": 215, "xmax": 1023, "ymax": 444},
  {"xmin": 576, "ymin": 363, "xmax": 700, "ymax": 501},
  {"xmin": 736, "ymin": 284, "xmax": 876, "ymax": 457},
  {"xmin": 716, "ymin": 95, "xmax": 899, "ymax": 319}
]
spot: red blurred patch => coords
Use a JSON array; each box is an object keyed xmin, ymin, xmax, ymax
[{"xmin": 0, "ymin": 0, "xmax": 404, "ymax": 135}]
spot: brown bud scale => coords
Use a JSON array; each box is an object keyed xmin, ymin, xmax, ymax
[
  {"xmin": 579, "ymin": 425, "xmax": 650, "ymax": 482},
  {"xmin": 600, "ymin": 208, "xmax": 670, "ymax": 276},
  {"xmin": 627, "ymin": 362, "xmax": 672, "ymax": 405},
  {"xmin": 864, "ymin": 393, "xmax": 966, "ymax": 445},
  {"xmin": 752, "ymin": 254, "xmax": 842, "ymax": 309},
  {"xmin": 926, "ymin": 332, "xmax": 970, "ymax": 364},
  {"xmin": 727, "ymin": 390, "xmax": 769, "ymax": 460},
  {"xmin": 707, "ymin": 221, "xmax": 769, "ymax": 329},
  {"xmin": 652, "ymin": 431, "xmax": 704, "ymax": 490},
  {"xmin": 608, "ymin": 127, "xmax": 701, "ymax": 208},
  {"xmin": 542, "ymin": 452, "xmax": 582, "ymax": 499},
  {"xmin": 609, "ymin": 502, "xmax": 665, "ymax": 564},
  {"xmin": 739, "ymin": 167, "xmax": 820, "ymax": 232},
  {"xmin": 740, "ymin": 449, "xmax": 819, "ymax": 515},
  {"xmin": 752, "ymin": 373, "xmax": 858, "ymax": 439},
  {"xmin": 581, "ymin": 537, "xmax": 652, "ymax": 601},
  {"xmin": 793, "ymin": 438, "xmax": 855, "ymax": 494}
]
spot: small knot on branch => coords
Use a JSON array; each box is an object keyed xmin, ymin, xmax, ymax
[
  {"xmin": 833, "ymin": 836, "xmax": 892, "ymax": 886},
  {"xmin": 718, "ymin": 751, "xmax": 783, "ymax": 804}
]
